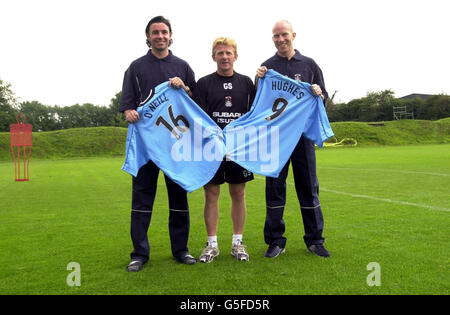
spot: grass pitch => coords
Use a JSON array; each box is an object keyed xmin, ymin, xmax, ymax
[{"xmin": 0, "ymin": 144, "xmax": 448, "ymax": 295}]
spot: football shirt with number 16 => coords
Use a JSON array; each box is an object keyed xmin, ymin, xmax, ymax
[{"xmin": 121, "ymin": 82, "xmax": 225, "ymax": 192}]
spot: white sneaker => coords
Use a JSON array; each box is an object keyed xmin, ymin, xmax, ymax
[
  {"xmin": 231, "ymin": 243, "xmax": 249, "ymax": 261},
  {"xmin": 199, "ymin": 243, "xmax": 220, "ymax": 263}
]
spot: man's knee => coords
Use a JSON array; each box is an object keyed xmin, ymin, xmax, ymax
[
  {"xmin": 229, "ymin": 183, "xmax": 246, "ymax": 202},
  {"xmin": 204, "ymin": 184, "xmax": 220, "ymax": 202}
]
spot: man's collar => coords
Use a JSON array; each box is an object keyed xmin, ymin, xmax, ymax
[
  {"xmin": 147, "ymin": 49, "xmax": 173, "ymax": 61},
  {"xmin": 274, "ymin": 49, "xmax": 303, "ymax": 61}
]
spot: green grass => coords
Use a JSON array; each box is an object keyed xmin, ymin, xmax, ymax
[
  {"xmin": 0, "ymin": 127, "xmax": 128, "ymax": 160},
  {"xmin": 330, "ymin": 118, "xmax": 450, "ymax": 146},
  {"xmin": 0, "ymin": 119, "xmax": 449, "ymax": 161},
  {"xmin": 0, "ymin": 144, "xmax": 448, "ymax": 295}
]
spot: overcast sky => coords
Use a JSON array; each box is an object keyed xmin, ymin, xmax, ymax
[{"xmin": 1, "ymin": 0, "xmax": 449, "ymax": 107}]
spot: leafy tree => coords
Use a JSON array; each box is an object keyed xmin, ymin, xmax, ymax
[
  {"xmin": 364, "ymin": 90, "xmax": 398, "ymax": 121},
  {"xmin": 0, "ymin": 79, "xmax": 19, "ymax": 131},
  {"xmin": 327, "ymin": 90, "xmax": 449, "ymax": 122},
  {"xmin": 19, "ymin": 101, "xmax": 60, "ymax": 131},
  {"xmin": 424, "ymin": 95, "xmax": 450, "ymax": 120},
  {"xmin": 108, "ymin": 91, "xmax": 128, "ymax": 128}
]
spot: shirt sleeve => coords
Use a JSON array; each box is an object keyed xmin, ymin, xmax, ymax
[
  {"xmin": 119, "ymin": 65, "xmax": 139, "ymax": 112},
  {"xmin": 185, "ymin": 64, "xmax": 197, "ymax": 94},
  {"xmin": 247, "ymin": 77, "xmax": 257, "ymax": 111},
  {"xmin": 303, "ymin": 97, "xmax": 334, "ymax": 147},
  {"xmin": 192, "ymin": 78, "xmax": 208, "ymax": 111},
  {"xmin": 311, "ymin": 59, "xmax": 328, "ymax": 104}
]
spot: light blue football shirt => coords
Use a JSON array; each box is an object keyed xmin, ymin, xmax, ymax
[
  {"xmin": 223, "ymin": 69, "xmax": 334, "ymax": 177},
  {"xmin": 121, "ymin": 82, "xmax": 225, "ymax": 192}
]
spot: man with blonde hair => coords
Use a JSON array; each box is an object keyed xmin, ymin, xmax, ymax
[{"xmin": 193, "ymin": 37, "xmax": 256, "ymax": 263}]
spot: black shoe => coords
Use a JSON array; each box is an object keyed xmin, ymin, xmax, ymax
[
  {"xmin": 307, "ymin": 244, "xmax": 331, "ymax": 257},
  {"xmin": 175, "ymin": 253, "xmax": 197, "ymax": 265},
  {"xmin": 127, "ymin": 260, "xmax": 145, "ymax": 272},
  {"xmin": 264, "ymin": 245, "xmax": 285, "ymax": 258}
]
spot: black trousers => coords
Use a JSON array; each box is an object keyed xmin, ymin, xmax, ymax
[
  {"xmin": 130, "ymin": 160, "xmax": 190, "ymax": 263},
  {"xmin": 264, "ymin": 135, "xmax": 325, "ymax": 248}
]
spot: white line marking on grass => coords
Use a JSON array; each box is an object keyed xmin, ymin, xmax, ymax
[
  {"xmin": 320, "ymin": 188, "xmax": 450, "ymax": 213},
  {"xmin": 252, "ymin": 176, "xmax": 450, "ymax": 213},
  {"xmin": 318, "ymin": 166, "xmax": 450, "ymax": 177}
]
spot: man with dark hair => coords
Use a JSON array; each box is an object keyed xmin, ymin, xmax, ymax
[
  {"xmin": 119, "ymin": 16, "xmax": 197, "ymax": 272},
  {"xmin": 256, "ymin": 20, "xmax": 331, "ymax": 258},
  {"xmin": 145, "ymin": 16, "xmax": 173, "ymax": 48}
]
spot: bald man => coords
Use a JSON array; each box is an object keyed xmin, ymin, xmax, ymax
[{"xmin": 256, "ymin": 20, "xmax": 331, "ymax": 258}]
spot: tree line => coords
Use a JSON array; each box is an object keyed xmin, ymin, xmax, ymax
[
  {"xmin": 326, "ymin": 90, "xmax": 450, "ymax": 122},
  {"xmin": 1, "ymin": 79, "xmax": 127, "ymax": 132},
  {"xmin": 1, "ymin": 78, "xmax": 449, "ymax": 132}
]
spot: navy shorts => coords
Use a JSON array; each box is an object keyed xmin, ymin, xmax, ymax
[{"xmin": 208, "ymin": 160, "xmax": 254, "ymax": 185}]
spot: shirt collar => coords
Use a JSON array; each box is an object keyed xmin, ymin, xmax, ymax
[
  {"xmin": 146, "ymin": 49, "xmax": 173, "ymax": 62},
  {"xmin": 274, "ymin": 49, "xmax": 303, "ymax": 61}
]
